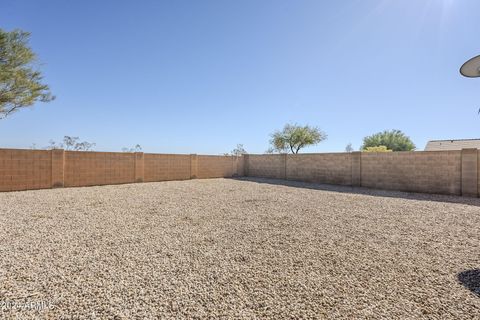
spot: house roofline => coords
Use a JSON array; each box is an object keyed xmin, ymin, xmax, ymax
[{"xmin": 427, "ymin": 138, "xmax": 480, "ymax": 143}]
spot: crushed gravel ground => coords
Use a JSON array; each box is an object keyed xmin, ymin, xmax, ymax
[{"xmin": 0, "ymin": 177, "xmax": 480, "ymax": 319}]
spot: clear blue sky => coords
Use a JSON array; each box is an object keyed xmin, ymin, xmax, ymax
[{"xmin": 1, "ymin": 0, "xmax": 479, "ymax": 154}]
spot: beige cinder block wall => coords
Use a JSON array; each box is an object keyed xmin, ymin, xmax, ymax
[
  {"xmin": 144, "ymin": 154, "xmax": 191, "ymax": 182},
  {"xmin": 197, "ymin": 155, "xmax": 244, "ymax": 179},
  {"xmin": 0, "ymin": 149, "xmax": 245, "ymax": 192},
  {"xmin": 461, "ymin": 149, "xmax": 478, "ymax": 197},
  {"xmin": 0, "ymin": 149, "xmax": 52, "ymax": 192},
  {"xmin": 245, "ymin": 150, "xmax": 475, "ymax": 197},
  {"xmin": 478, "ymin": 150, "xmax": 480, "ymax": 197},
  {"xmin": 287, "ymin": 153, "xmax": 352, "ymax": 185},
  {"xmin": 361, "ymin": 151, "xmax": 461, "ymax": 195},
  {"xmin": 1, "ymin": 148, "xmax": 477, "ymax": 197},
  {"xmin": 64, "ymin": 151, "xmax": 136, "ymax": 187},
  {"xmin": 51, "ymin": 149, "xmax": 65, "ymax": 188},
  {"xmin": 247, "ymin": 154, "xmax": 286, "ymax": 179}
]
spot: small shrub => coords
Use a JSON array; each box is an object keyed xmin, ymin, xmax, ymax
[{"xmin": 363, "ymin": 146, "xmax": 392, "ymax": 152}]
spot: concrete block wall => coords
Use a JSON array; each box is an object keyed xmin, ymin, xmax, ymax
[
  {"xmin": 361, "ymin": 151, "xmax": 462, "ymax": 195},
  {"xmin": 247, "ymin": 154, "xmax": 286, "ymax": 179},
  {"xmin": 235, "ymin": 155, "xmax": 245, "ymax": 177},
  {"xmin": 478, "ymin": 150, "xmax": 480, "ymax": 197},
  {"xmin": 287, "ymin": 153, "xmax": 352, "ymax": 185},
  {"xmin": 0, "ymin": 149, "xmax": 245, "ymax": 192},
  {"xmin": 134, "ymin": 152, "xmax": 144, "ymax": 183},
  {"xmin": 51, "ymin": 149, "xmax": 65, "ymax": 188},
  {"xmin": 351, "ymin": 152, "xmax": 361, "ymax": 187},
  {"xmin": 245, "ymin": 150, "xmax": 477, "ymax": 197},
  {"xmin": 1, "ymin": 148, "xmax": 479, "ymax": 197},
  {"xmin": 0, "ymin": 149, "xmax": 52, "ymax": 192},
  {"xmin": 64, "ymin": 151, "xmax": 135, "ymax": 187},
  {"xmin": 197, "ymin": 155, "xmax": 243, "ymax": 179},
  {"xmin": 462, "ymin": 149, "xmax": 478, "ymax": 197},
  {"xmin": 144, "ymin": 154, "xmax": 191, "ymax": 182}
]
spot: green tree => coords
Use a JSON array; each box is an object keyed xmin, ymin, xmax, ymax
[
  {"xmin": 361, "ymin": 130, "xmax": 415, "ymax": 151},
  {"xmin": 0, "ymin": 29, "xmax": 54, "ymax": 119},
  {"xmin": 269, "ymin": 123, "xmax": 327, "ymax": 154}
]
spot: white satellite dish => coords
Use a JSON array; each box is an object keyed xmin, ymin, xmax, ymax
[{"xmin": 460, "ymin": 55, "xmax": 480, "ymax": 78}]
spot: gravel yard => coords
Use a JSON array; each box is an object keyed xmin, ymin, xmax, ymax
[{"xmin": 1, "ymin": 177, "xmax": 480, "ymax": 319}]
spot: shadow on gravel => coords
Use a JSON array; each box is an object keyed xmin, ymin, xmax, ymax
[
  {"xmin": 232, "ymin": 177, "xmax": 480, "ymax": 207},
  {"xmin": 458, "ymin": 269, "xmax": 480, "ymax": 297}
]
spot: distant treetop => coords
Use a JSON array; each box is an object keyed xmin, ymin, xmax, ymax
[
  {"xmin": 361, "ymin": 130, "xmax": 415, "ymax": 152},
  {"xmin": 268, "ymin": 123, "xmax": 327, "ymax": 154}
]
